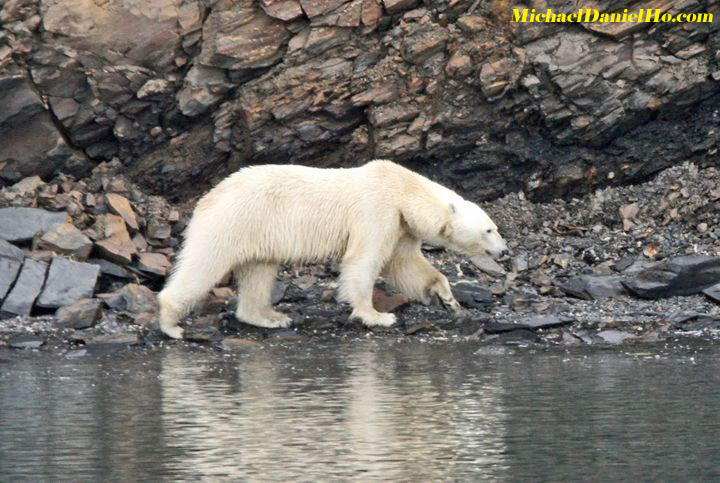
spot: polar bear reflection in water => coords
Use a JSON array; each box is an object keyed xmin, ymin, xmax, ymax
[
  {"xmin": 158, "ymin": 160, "xmax": 508, "ymax": 338},
  {"xmin": 158, "ymin": 344, "xmax": 509, "ymax": 480}
]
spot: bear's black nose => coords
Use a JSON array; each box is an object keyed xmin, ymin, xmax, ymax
[{"xmin": 500, "ymin": 249, "xmax": 509, "ymax": 258}]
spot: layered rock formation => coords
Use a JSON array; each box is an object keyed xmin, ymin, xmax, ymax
[{"xmin": 1, "ymin": 0, "xmax": 718, "ymax": 201}]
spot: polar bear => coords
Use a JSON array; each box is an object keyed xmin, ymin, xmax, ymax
[{"xmin": 158, "ymin": 160, "xmax": 507, "ymax": 339}]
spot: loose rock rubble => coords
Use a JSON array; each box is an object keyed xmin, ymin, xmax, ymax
[{"xmin": 0, "ymin": 161, "xmax": 719, "ymax": 356}]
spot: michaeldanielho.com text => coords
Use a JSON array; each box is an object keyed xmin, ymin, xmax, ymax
[{"xmin": 512, "ymin": 8, "xmax": 713, "ymax": 23}]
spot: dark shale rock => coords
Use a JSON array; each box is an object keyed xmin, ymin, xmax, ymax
[
  {"xmin": 36, "ymin": 257, "xmax": 100, "ymax": 309},
  {"xmin": 622, "ymin": 256, "xmax": 720, "ymax": 299},
  {"xmin": 452, "ymin": 281, "xmax": 493, "ymax": 309},
  {"xmin": 0, "ymin": 259, "xmax": 48, "ymax": 316},
  {"xmin": 55, "ymin": 298, "xmax": 103, "ymax": 329},
  {"xmin": 0, "ymin": 208, "xmax": 68, "ymax": 242},
  {"xmin": 668, "ymin": 311, "xmax": 720, "ymax": 331},
  {"xmin": 518, "ymin": 314, "xmax": 574, "ymax": 330},
  {"xmin": 560, "ymin": 275, "xmax": 627, "ymax": 300},
  {"xmin": 483, "ymin": 320, "xmax": 531, "ymax": 334},
  {"xmin": 103, "ymin": 283, "xmax": 158, "ymax": 314},
  {"xmin": 703, "ymin": 283, "xmax": 720, "ymax": 304},
  {"xmin": 271, "ymin": 281, "xmax": 289, "ymax": 305},
  {"xmin": 87, "ymin": 258, "xmax": 130, "ymax": 279},
  {"xmin": 0, "ymin": 71, "xmax": 88, "ymax": 184},
  {"xmin": 482, "ymin": 329, "xmax": 541, "ymax": 346}
]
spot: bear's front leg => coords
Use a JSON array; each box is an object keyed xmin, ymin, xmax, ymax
[
  {"xmin": 339, "ymin": 249, "xmax": 397, "ymax": 327},
  {"xmin": 382, "ymin": 236, "xmax": 461, "ymax": 312},
  {"xmin": 424, "ymin": 274, "xmax": 461, "ymax": 313}
]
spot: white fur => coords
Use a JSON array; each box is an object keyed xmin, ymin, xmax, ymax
[{"xmin": 158, "ymin": 160, "xmax": 507, "ymax": 339}]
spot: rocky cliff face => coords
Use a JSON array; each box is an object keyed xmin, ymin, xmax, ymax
[{"xmin": 1, "ymin": 0, "xmax": 718, "ymax": 201}]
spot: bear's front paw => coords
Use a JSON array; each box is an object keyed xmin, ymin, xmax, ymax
[
  {"xmin": 353, "ymin": 310, "xmax": 397, "ymax": 327},
  {"xmin": 437, "ymin": 294, "xmax": 461, "ymax": 313}
]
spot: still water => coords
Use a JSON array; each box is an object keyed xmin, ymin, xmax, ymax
[{"xmin": 1, "ymin": 339, "xmax": 719, "ymax": 481}]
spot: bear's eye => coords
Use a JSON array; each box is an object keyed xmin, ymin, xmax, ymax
[{"xmin": 486, "ymin": 229, "xmax": 492, "ymax": 234}]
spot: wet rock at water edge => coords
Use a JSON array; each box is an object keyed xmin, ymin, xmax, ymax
[
  {"xmin": 1, "ymin": 259, "xmax": 47, "ymax": 317},
  {"xmin": 668, "ymin": 311, "xmax": 720, "ymax": 331},
  {"xmin": 404, "ymin": 321, "xmax": 434, "ymax": 335},
  {"xmin": 183, "ymin": 324, "xmax": 223, "ymax": 343},
  {"xmin": 703, "ymin": 283, "xmax": 720, "ymax": 304},
  {"xmin": 517, "ymin": 314, "xmax": 574, "ymax": 330},
  {"xmin": 219, "ymin": 337, "xmax": 260, "ymax": 351},
  {"xmin": 36, "ymin": 257, "xmax": 100, "ymax": 309},
  {"xmin": 482, "ymin": 320, "xmax": 531, "ymax": 334},
  {"xmin": 596, "ymin": 330, "xmax": 639, "ymax": 344},
  {"xmin": 82, "ymin": 334, "xmax": 140, "ymax": 355},
  {"xmin": 622, "ymin": 256, "xmax": 720, "ymax": 299},
  {"xmin": 452, "ymin": 281, "xmax": 492, "ymax": 309},
  {"xmin": 8, "ymin": 334, "xmax": 46, "ymax": 350},
  {"xmin": 266, "ymin": 329, "xmax": 307, "ymax": 342},
  {"xmin": 481, "ymin": 329, "xmax": 541, "ymax": 346},
  {"xmin": 0, "ymin": 208, "xmax": 68, "ymax": 242},
  {"xmin": 55, "ymin": 298, "xmax": 103, "ymax": 329},
  {"xmin": 560, "ymin": 275, "xmax": 627, "ymax": 300}
]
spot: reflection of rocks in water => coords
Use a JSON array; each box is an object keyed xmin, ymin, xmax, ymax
[
  {"xmin": 0, "ymin": 354, "xmax": 165, "ymax": 481},
  {"xmin": 158, "ymin": 342, "xmax": 509, "ymax": 480}
]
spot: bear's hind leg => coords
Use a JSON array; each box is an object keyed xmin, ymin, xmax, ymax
[
  {"xmin": 159, "ymin": 250, "xmax": 237, "ymax": 339},
  {"xmin": 234, "ymin": 262, "xmax": 291, "ymax": 328}
]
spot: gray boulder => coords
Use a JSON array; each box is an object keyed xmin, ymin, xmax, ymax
[
  {"xmin": 1, "ymin": 259, "xmax": 48, "ymax": 316},
  {"xmin": 36, "ymin": 257, "xmax": 100, "ymax": 309},
  {"xmin": 0, "ymin": 208, "xmax": 68, "ymax": 242},
  {"xmin": 622, "ymin": 256, "xmax": 720, "ymax": 299},
  {"xmin": 560, "ymin": 275, "xmax": 627, "ymax": 300}
]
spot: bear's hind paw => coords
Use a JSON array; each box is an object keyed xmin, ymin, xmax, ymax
[
  {"xmin": 161, "ymin": 324, "xmax": 185, "ymax": 340},
  {"xmin": 239, "ymin": 310, "xmax": 292, "ymax": 329},
  {"xmin": 353, "ymin": 310, "xmax": 397, "ymax": 327}
]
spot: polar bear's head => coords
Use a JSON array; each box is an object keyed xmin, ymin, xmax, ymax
[{"xmin": 443, "ymin": 199, "xmax": 508, "ymax": 260}]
